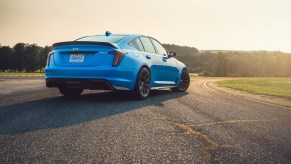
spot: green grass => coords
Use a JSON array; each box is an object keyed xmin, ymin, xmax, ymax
[
  {"xmin": 190, "ymin": 73, "xmax": 200, "ymax": 77},
  {"xmin": 218, "ymin": 78, "xmax": 291, "ymax": 99},
  {"xmin": 0, "ymin": 72, "xmax": 45, "ymax": 76}
]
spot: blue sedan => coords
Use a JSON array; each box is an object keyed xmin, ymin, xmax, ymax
[{"xmin": 45, "ymin": 32, "xmax": 190, "ymax": 99}]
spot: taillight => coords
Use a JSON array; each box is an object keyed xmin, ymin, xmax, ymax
[
  {"xmin": 108, "ymin": 50, "xmax": 127, "ymax": 66},
  {"xmin": 46, "ymin": 51, "xmax": 54, "ymax": 66}
]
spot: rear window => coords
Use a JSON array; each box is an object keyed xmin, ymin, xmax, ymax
[{"xmin": 76, "ymin": 35, "xmax": 127, "ymax": 43}]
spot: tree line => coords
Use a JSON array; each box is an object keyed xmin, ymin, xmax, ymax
[
  {"xmin": 0, "ymin": 43, "xmax": 52, "ymax": 72},
  {"xmin": 164, "ymin": 44, "xmax": 291, "ymax": 77},
  {"xmin": 1, "ymin": 43, "xmax": 291, "ymax": 76}
]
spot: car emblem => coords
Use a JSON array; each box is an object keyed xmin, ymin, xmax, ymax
[{"xmin": 73, "ymin": 48, "xmax": 78, "ymax": 51}]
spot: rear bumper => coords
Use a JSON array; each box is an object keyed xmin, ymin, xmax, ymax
[
  {"xmin": 45, "ymin": 66, "xmax": 138, "ymax": 90},
  {"xmin": 46, "ymin": 78, "xmax": 115, "ymax": 90}
]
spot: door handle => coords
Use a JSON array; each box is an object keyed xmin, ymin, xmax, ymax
[
  {"xmin": 163, "ymin": 56, "xmax": 168, "ymax": 62},
  {"xmin": 146, "ymin": 55, "xmax": 151, "ymax": 59}
]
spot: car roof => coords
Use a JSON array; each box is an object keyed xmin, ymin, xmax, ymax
[
  {"xmin": 75, "ymin": 34, "xmax": 160, "ymax": 46},
  {"xmin": 116, "ymin": 34, "xmax": 163, "ymax": 46}
]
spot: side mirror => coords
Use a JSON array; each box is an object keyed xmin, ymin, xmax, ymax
[{"xmin": 168, "ymin": 52, "xmax": 176, "ymax": 58}]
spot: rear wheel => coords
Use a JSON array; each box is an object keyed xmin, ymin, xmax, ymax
[
  {"xmin": 172, "ymin": 68, "xmax": 190, "ymax": 92},
  {"xmin": 133, "ymin": 67, "xmax": 151, "ymax": 100},
  {"xmin": 58, "ymin": 86, "xmax": 83, "ymax": 97}
]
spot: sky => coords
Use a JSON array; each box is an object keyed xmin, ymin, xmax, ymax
[{"xmin": 1, "ymin": 0, "xmax": 291, "ymax": 52}]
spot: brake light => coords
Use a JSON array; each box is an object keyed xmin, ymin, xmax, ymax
[
  {"xmin": 46, "ymin": 51, "xmax": 54, "ymax": 66},
  {"xmin": 109, "ymin": 51, "xmax": 127, "ymax": 66}
]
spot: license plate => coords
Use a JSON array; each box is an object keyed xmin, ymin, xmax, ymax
[{"xmin": 69, "ymin": 54, "xmax": 84, "ymax": 62}]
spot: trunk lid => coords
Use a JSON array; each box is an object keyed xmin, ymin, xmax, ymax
[{"xmin": 52, "ymin": 41, "xmax": 117, "ymax": 67}]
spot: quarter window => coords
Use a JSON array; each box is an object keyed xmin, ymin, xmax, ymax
[
  {"xmin": 150, "ymin": 38, "xmax": 167, "ymax": 55},
  {"xmin": 139, "ymin": 37, "xmax": 156, "ymax": 53},
  {"xmin": 129, "ymin": 38, "xmax": 144, "ymax": 51}
]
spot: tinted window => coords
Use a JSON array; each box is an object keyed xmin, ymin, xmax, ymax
[
  {"xmin": 139, "ymin": 37, "xmax": 156, "ymax": 53},
  {"xmin": 76, "ymin": 35, "xmax": 127, "ymax": 43},
  {"xmin": 129, "ymin": 38, "xmax": 144, "ymax": 51},
  {"xmin": 151, "ymin": 38, "xmax": 167, "ymax": 55}
]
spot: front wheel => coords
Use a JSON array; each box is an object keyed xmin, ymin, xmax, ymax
[
  {"xmin": 172, "ymin": 68, "xmax": 190, "ymax": 92},
  {"xmin": 58, "ymin": 86, "xmax": 83, "ymax": 97},
  {"xmin": 133, "ymin": 67, "xmax": 151, "ymax": 100}
]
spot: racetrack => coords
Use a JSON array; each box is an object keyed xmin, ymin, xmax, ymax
[{"xmin": 1, "ymin": 77, "xmax": 291, "ymax": 163}]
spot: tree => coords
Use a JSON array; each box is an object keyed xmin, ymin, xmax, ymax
[
  {"xmin": 0, "ymin": 46, "xmax": 13, "ymax": 71},
  {"xmin": 39, "ymin": 46, "xmax": 52, "ymax": 72},
  {"xmin": 13, "ymin": 43, "xmax": 26, "ymax": 71},
  {"xmin": 24, "ymin": 44, "xmax": 40, "ymax": 72},
  {"xmin": 1, "ymin": 42, "xmax": 291, "ymax": 76},
  {"xmin": 215, "ymin": 52, "xmax": 228, "ymax": 76}
]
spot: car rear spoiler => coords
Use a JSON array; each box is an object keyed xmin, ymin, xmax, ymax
[{"xmin": 52, "ymin": 41, "xmax": 117, "ymax": 49}]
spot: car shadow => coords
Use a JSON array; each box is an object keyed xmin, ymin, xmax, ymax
[{"xmin": 0, "ymin": 90, "xmax": 188, "ymax": 135}]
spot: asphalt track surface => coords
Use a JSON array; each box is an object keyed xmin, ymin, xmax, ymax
[{"xmin": 0, "ymin": 77, "xmax": 291, "ymax": 163}]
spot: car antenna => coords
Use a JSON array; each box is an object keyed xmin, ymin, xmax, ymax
[{"xmin": 105, "ymin": 31, "xmax": 112, "ymax": 37}]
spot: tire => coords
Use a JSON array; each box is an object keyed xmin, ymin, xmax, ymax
[
  {"xmin": 172, "ymin": 68, "xmax": 190, "ymax": 92},
  {"xmin": 133, "ymin": 67, "xmax": 151, "ymax": 100},
  {"xmin": 58, "ymin": 86, "xmax": 83, "ymax": 97}
]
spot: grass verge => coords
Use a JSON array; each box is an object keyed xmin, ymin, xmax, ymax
[
  {"xmin": 0, "ymin": 72, "xmax": 45, "ymax": 76},
  {"xmin": 189, "ymin": 73, "xmax": 200, "ymax": 77},
  {"xmin": 217, "ymin": 78, "xmax": 291, "ymax": 99}
]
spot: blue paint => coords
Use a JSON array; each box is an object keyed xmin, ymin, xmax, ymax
[{"xmin": 45, "ymin": 34, "xmax": 187, "ymax": 90}]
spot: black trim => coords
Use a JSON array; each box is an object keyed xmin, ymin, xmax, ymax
[
  {"xmin": 59, "ymin": 51, "xmax": 98, "ymax": 54},
  {"xmin": 46, "ymin": 78, "xmax": 115, "ymax": 91},
  {"xmin": 52, "ymin": 41, "xmax": 117, "ymax": 49}
]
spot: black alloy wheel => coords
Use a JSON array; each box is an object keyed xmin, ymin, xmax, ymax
[
  {"xmin": 133, "ymin": 67, "xmax": 151, "ymax": 100},
  {"xmin": 172, "ymin": 68, "xmax": 190, "ymax": 92}
]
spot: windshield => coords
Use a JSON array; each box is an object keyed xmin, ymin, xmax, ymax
[{"xmin": 76, "ymin": 35, "xmax": 128, "ymax": 43}]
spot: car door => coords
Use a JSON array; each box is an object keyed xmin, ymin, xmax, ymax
[
  {"xmin": 139, "ymin": 37, "xmax": 164, "ymax": 85},
  {"xmin": 150, "ymin": 38, "xmax": 179, "ymax": 83}
]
